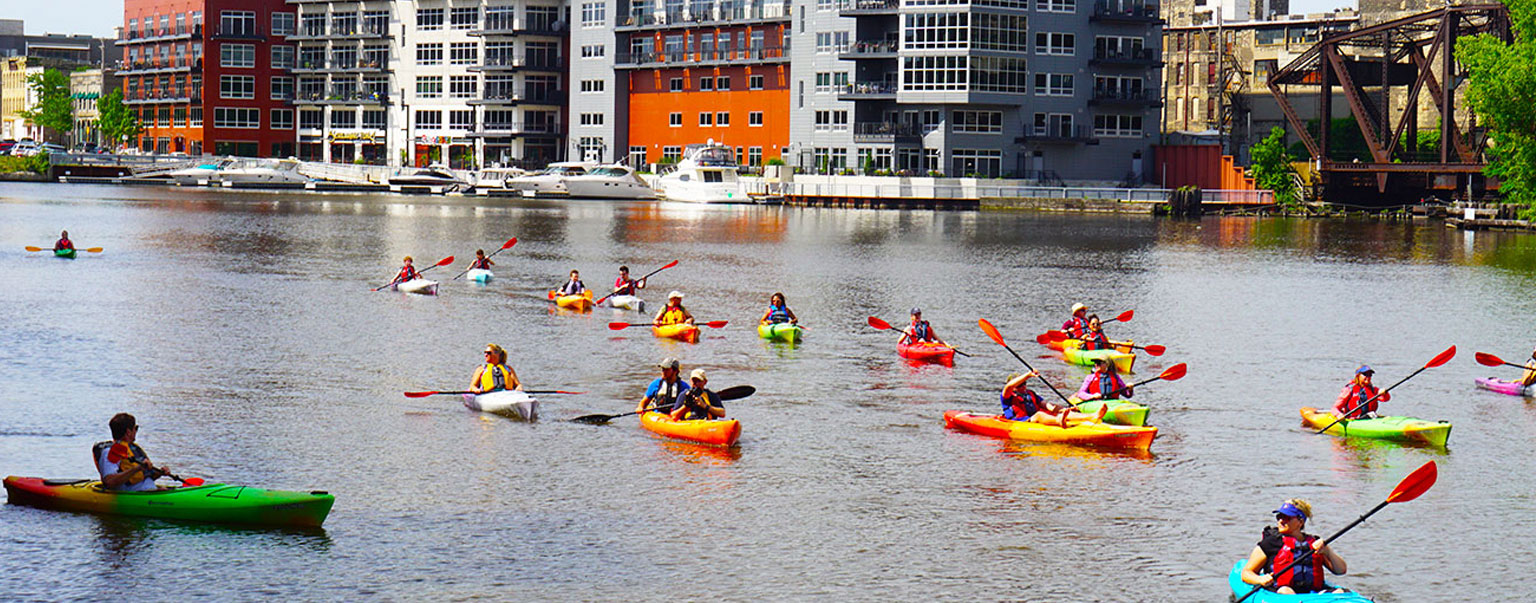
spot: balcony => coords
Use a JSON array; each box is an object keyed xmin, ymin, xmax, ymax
[
  {"xmin": 615, "ymin": 47, "xmax": 789, "ymax": 69},
  {"xmin": 470, "ymin": 56, "xmax": 564, "ymax": 72},
  {"xmin": 211, "ymin": 26, "xmax": 265, "ymax": 41},
  {"xmin": 837, "ymin": 81, "xmax": 897, "ymax": 100},
  {"xmin": 469, "ymin": 19, "xmax": 569, "ymax": 37},
  {"xmin": 467, "ymin": 91, "xmax": 567, "ymax": 106},
  {"xmin": 839, "ymin": 39, "xmax": 898, "ymax": 60},
  {"xmin": 1090, "ymin": 1, "xmax": 1163, "ymax": 24},
  {"xmin": 852, "ymin": 122, "xmax": 920, "ymax": 143},
  {"xmin": 616, "ymin": 3, "xmax": 790, "ymax": 31},
  {"xmin": 1017, "ymin": 125, "xmax": 1099, "ymax": 145},
  {"xmin": 838, "ymin": 0, "xmax": 898, "ymax": 16},
  {"xmin": 469, "ymin": 122, "xmax": 561, "ymax": 137},
  {"xmin": 293, "ymin": 91, "xmax": 390, "ymax": 105},
  {"xmin": 285, "ymin": 24, "xmax": 391, "ymax": 41},
  {"xmin": 116, "ymin": 25, "xmax": 201, "ymax": 46},
  {"xmin": 1090, "ymin": 47, "xmax": 1163, "ymax": 67},
  {"xmin": 115, "ymin": 58, "xmax": 203, "ymax": 75},
  {"xmin": 1089, "ymin": 87, "xmax": 1161, "ymax": 107},
  {"xmin": 123, "ymin": 89, "xmax": 201, "ymax": 105},
  {"xmin": 292, "ymin": 59, "xmax": 387, "ymax": 73}
]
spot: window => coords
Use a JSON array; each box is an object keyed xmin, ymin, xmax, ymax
[
  {"xmin": 814, "ymin": 110, "xmax": 848, "ymax": 132},
  {"xmin": 363, "ymin": 45, "xmax": 389, "ymax": 67},
  {"xmin": 332, "ymin": 13, "xmax": 357, "ymax": 35},
  {"xmin": 271, "ymin": 109, "xmax": 293, "ymax": 129},
  {"xmin": 363, "ymin": 110, "xmax": 386, "ymax": 130},
  {"xmin": 219, "ymin": 11, "xmax": 255, "ymax": 37},
  {"xmin": 299, "ymin": 109, "xmax": 323, "ymax": 130},
  {"xmin": 1033, "ymin": 73, "xmax": 1073, "ymax": 96},
  {"xmin": 219, "ymin": 75, "xmax": 255, "ymax": 99},
  {"xmin": 1035, "ymin": 32, "xmax": 1075, "ymax": 55},
  {"xmin": 630, "ymin": 145, "xmax": 647, "ymax": 166},
  {"xmin": 271, "ymin": 45, "xmax": 295, "ymax": 69},
  {"xmin": 1036, "ymin": 0, "xmax": 1074, "ymax": 11},
  {"xmin": 749, "ymin": 111, "xmax": 763, "ymax": 126},
  {"xmin": 815, "ymin": 31, "xmax": 851, "ymax": 53},
  {"xmin": 581, "ymin": 44, "xmax": 605, "ymax": 58},
  {"xmin": 416, "ymin": 43, "xmax": 443, "ymax": 65},
  {"xmin": 902, "ymin": 56, "xmax": 968, "ymax": 91},
  {"xmin": 700, "ymin": 77, "xmax": 714, "ymax": 91},
  {"xmin": 526, "ymin": 6, "xmax": 559, "ymax": 30},
  {"xmin": 416, "ymin": 76, "xmax": 443, "ymax": 98},
  {"xmin": 417, "ymin": 8, "xmax": 444, "ymax": 30},
  {"xmin": 951, "ymin": 149, "xmax": 1001, "ymax": 177},
  {"xmin": 272, "ymin": 13, "xmax": 295, "ymax": 36},
  {"xmin": 973, "ymin": 57, "xmax": 1028, "ymax": 93},
  {"xmin": 662, "ymin": 146, "xmax": 682, "ymax": 162},
  {"xmin": 449, "ymin": 110, "xmax": 475, "ymax": 130},
  {"xmin": 580, "ymin": 79, "xmax": 605, "ymax": 93},
  {"xmin": 715, "ymin": 76, "xmax": 731, "ymax": 91},
  {"xmin": 580, "ymin": 112, "xmax": 605, "ymax": 126},
  {"xmin": 669, "ymin": 78, "xmax": 684, "ymax": 92},
  {"xmin": 699, "ymin": 112, "xmax": 713, "ymax": 126},
  {"xmin": 449, "ymin": 75, "xmax": 478, "ymax": 98},
  {"xmin": 716, "ymin": 112, "xmax": 729, "ymax": 126},
  {"xmin": 270, "ymin": 76, "xmax": 294, "ymax": 100},
  {"xmin": 582, "ymin": 2, "xmax": 607, "ymax": 27},
  {"xmin": 415, "ymin": 110, "xmax": 443, "ymax": 129},
  {"xmin": 451, "ymin": 7, "xmax": 479, "ymax": 29},
  {"xmin": 1256, "ymin": 28, "xmax": 1284, "ymax": 46},
  {"xmin": 213, "ymin": 107, "xmax": 259, "ymax": 128},
  {"xmin": 220, "ymin": 43, "xmax": 254, "ymax": 68},
  {"xmin": 952, "ymin": 111, "xmax": 1002, "ymax": 133},
  {"xmin": 903, "ymin": 13, "xmax": 969, "ymax": 50},
  {"xmin": 747, "ymin": 147, "xmax": 762, "ymax": 167},
  {"xmin": 364, "ymin": 10, "xmax": 388, "ymax": 34},
  {"xmin": 450, "ymin": 42, "xmax": 478, "ymax": 65},
  {"xmin": 973, "ymin": 13, "xmax": 1029, "ymax": 52},
  {"xmin": 331, "ymin": 110, "xmax": 356, "ymax": 129},
  {"xmin": 749, "ymin": 75, "xmax": 764, "ymax": 90},
  {"xmin": 1093, "ymin": 114, "xmax": 1143, "ymax": 137},
  {"xmin": 669, "ymin": 112, "xmax": 682, "ymax": 126}
]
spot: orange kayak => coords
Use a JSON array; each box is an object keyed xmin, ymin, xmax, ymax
[
  {"xmin": 652, "ymin": 322, "xmax": 700, "ymax": 342},
  {"xmin": 942, "ymin": 410, "xmax": 1157, "ymax": 450},
  {"xmin": 640, "ymin": 411, "xmax": 741, "ymax": 447},
  {"xmin": 898, "ymin": 341, "xmax": 955, "ymax": 364},
  {"xmin": 549, "ymin": 289, "xmax": 593, "ymax": 311}
]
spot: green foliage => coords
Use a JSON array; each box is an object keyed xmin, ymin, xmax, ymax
[
  {"xmin": 96, "ymin": 89, "xmax": 140, "ymax": 147},
  {"xmin": 1300, "ymin": 117, "xmax": 1371, "ymax": 162},
  {"xmin": 1249, "ymin": 126, "xmax": 1299, "ymax": 205},
  {"xmin": 0, "ymin": 154, "xmax": 52, "ymax": 174},
  {"xmin": 765, "ymin": 158, "xmax": 785, "ymax": 166},
  {"xmin": 18, "ymin": 69, "xmax": 73, "ymax": 141},
  {"xmin": 1457, "ymin": 0, "xmax": 1536, "ymax": 217},
  {"xmin": 1396, "ymin": 129, "xmax": 1440, "ymax": 161}
]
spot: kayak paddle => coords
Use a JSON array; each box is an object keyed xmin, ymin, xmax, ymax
[
  {"xmin": 977, "ymin": 318, "xmax": 1072, "ymax": 404},
  {"xmin": 164, "ymin": 472, "xmax": 206, "ymax": 487},
  {"xmin": 1315, "ymin": 345, "xmax": 1456, "ymax": 435},
  {"xmin": 609, "ymin": 320, "xmax": 729, "ymax": 330},
  {"xmin": 404, "ymin": 389, "xmax": 585, "ymax": 398},
  {"xmin": 372, "ymin": 255, "xmax": 454, "ymax": 291},
  {"xmin": 867, "ymin": 316, "xmax": 972, "ymax": 357},
  {"xmin": 450, "ymin": 237, "xmax": 517, "ymax": 280},
  {"xmin": 1037, "ymin": 329, "xmax": 1166, "ymax": 356},
  {"xmin": 593, "ymin": 260, "xmax": 678, "ymax": 307},
  {"xmin": 27, "ymin": 246, "xmax": 103, "ymax": 253},
  {"xmin": 571, "ymin": 385, "xmax": 756, "ymax": 424},
  {"xmin": 1097, "ymin": 363, "xmax": 1188, "ymax": 400},
  {"xmin": 1474, "ymin": 351, "xmax": 1532, "ymax": 370},
  {"xmin": 1233, "ymin": 461, "xmax": 1438, "ymax": 603}
]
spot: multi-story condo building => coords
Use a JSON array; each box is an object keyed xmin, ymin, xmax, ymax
[
  {"xmin": 287, "ymin": 0, "xmax": 394, "ymax": 164},
  {"xmin": 792, "ymin": 0, "xmax": 1160, "ymax": 183},
  {"xmin": 70, "ymin": 68, "xmax": 124, "ymax": 149},
  {"xmin": 612, "ymin": 0, "xmax": 791, "ymax": 169},
  {"xmin": 1, "ymin": 58, "xmax": 44, "ymax": 140},
  {"xmin": 119, "ymin": 0, "xmax": 295, "ymax": 156}
]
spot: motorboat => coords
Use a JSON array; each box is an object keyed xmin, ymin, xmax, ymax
[
  {"xmin": 167, "ymin": 158, "xmax": 308, "ymax": 185},
  {"xmin": 505, "ymin": 162, "xmax": 594, "ymax": 197},
  {"xmin": 167, "ymin": 158, "xmax": 234, "ymax": 185},
  {"xmin": 389, "ymin": 164, "xmax": 469, "ymax": 188},
  {"xmin": 655, "ymin": 140, "xmax": 746, "ymax": 203},
  {"xmin": 473, "ymin": 167, "xmax": 528, "ymax": 190},
  {"xmin": 563, "ymin": 164, "xmax": 657, "ymax": 200}
]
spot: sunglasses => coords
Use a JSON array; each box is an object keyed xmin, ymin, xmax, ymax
[{"xmin": 1275, "ymin": 513, "xmax": 1301, "ymax": 522}]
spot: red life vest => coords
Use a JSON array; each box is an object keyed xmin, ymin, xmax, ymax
[
  {"xmin": 1063, "ymin": 317, "xmax": 1088, "ymax": 338},
  {"xmin": 1081, "ymin": 331, "xmax": 1111, "ymax": 351},
  {"xmin": 470, "ymin": 257, "xmax": 491, "ymax": 269},
  {"xmin": 1341, "ymin": 384, "xmax": 1380, "ymax": 419},
  {"xmin": 1269, "ymin": 533, "xmax": 1326, "ymax": 593},
  {"xmin": 397, "ymin": 266, "xmax": 420, "ymax": 282},
  {"xmin": 1085, "ymin": 371, "xmax": 1126, "ymax": 397},
  {"xmin": 613, "ymin": 276, "xmax": 637, "ymax": 296}
]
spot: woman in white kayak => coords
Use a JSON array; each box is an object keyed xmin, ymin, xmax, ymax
[
  {"xmin": 469, "ymin": 344, "xmax": 523, "ymax": 394},
  {"xmin": 393, "ymin": 256, "xmax": 422, "ymax": 285},
  {"xmin": 468, "ymin": 249, "xmax": 494, "ymax": 271}
]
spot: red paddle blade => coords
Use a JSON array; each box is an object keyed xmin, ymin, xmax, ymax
[
  {"xmin": 1144, "ymin": 344, "xmax": 1167, "ymax": 356},
  {"xmin": 182, "ymin": 477, "xmax": 205, "ymax": 486},
  {"xmin": 1034, "ymin": 333, "xmax": 1052, "ymax": 345},
  {"xmin": 704, "ymin": 320, "xmax": 729, "ymax": 328},
  {"xmin": 1041, "ymin": 330, "xmax": 1068, "ymax": 342},
  {"xmin": 608, "ymin": 322, "xmax": 633, "ymax": 330},
  {"xmin": 867, "ymin": 316, "xmax": 893, "ymax": 331},
  {"xmin": 1386, "ymin": 461, "xmax": 1438, "ymax": 503},
  {"xmin": 659, "ymin": 260, "xmax": 679, "ymax": 270},
  {"xmin": 1159, "ymin": 363, "xmax": 1188, "ymax": 381},
  {"xmin": 501, "ymin": 237, "xmax": 518, "ymax": 249},
  {"xmin": 547, "ymin": 290, "xmax": 558, "ymax": 300},
  {"xmin": 1113, "ymin": 310, "xmax": 1134, "ymax": 323},
  {"xmin": 1424, "ymin": 345, "xmax": 1457, "ymax": 369},
  {"xmin": 978, "ymin": 319, "xmax": 1007, "ymax": 346},
  {"xmin": 403, "ymin": 391, "xmax": 439, "ymax": 398},
  {"xmin": 435, "ymin": 255, "xmax": 456, "ymax": 267},
  {"xmin": 1473, "ymin": 352, "xmax": 1505, "ymax": 368}
]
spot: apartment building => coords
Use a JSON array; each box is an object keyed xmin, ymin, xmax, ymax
[
  {"xmin": 1, "ymin": 58, "xmax": 44, "ymax": 140},
  {"xmin": 70, "ymin": 68, "xmax": 124, "ymax": 149},
  {"xmin": 792, "ymin": 0, "xmax": 1160, "ymax": 183}
]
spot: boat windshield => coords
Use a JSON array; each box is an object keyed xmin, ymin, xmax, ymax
[
  {"xmin": 682, "ymin": 145, "xmax": 735, "ymax": 166},
  {"xmin": 588, "ymin": 167, "xmax": 631, "ymax": 177}
]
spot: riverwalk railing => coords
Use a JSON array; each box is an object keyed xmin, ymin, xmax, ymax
[{"xmin": 745, "ymin": 178, "xmax": 1272, "ymax": 205}]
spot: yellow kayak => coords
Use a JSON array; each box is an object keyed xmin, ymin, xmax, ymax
[{"xmin": 549, "ymin": 289, "xmax": 593, "ymax": 311}]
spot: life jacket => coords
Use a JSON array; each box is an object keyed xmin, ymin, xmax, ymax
[
  {"xmin": 1063, "ymin": 316, "xmax": 1088, "ymax": 338},
  {"xmin": 398, "ymin": 266, "xmax": 420, "ymax": 282},
  {"xmin": 613, "ymin": 276, "xmax": 637, "ymax": 296},
  {"xmin": 676, "ymin": 389, "xmax": 720, "ymax": 420},
  {"xmin": 765, "ymin": 303, "xmax": 792, "ymax": 324},
  {"xmin": 1086, "ymin": 370, "xmax": 1125, "ymax": 398},
  {"xmin": 559, "ymin": 280, "xmax": 586, "ymax": 296},
  {"xmin": 1341, "ymin": 384, "xmax": 1380, "ymax": 419},
  {"xmin": 1001, "ymin": 389, "xmax": 1043, "ymax": 420},
  {"xmin": 909, "ymin": 320, "xmax": 932, "ymax": 342},
  {"xmin": 470, "ymin": 257, "xmax": 491, "ymax": 269},
  {"xmin": 658, "ymin": 305, "xmax": 688, "ymax": 326},
  {"xmin": 1081, "ymin": 331, "xmax": 1111, "ymax": 351},
  {"xmin": 104, "ymin": 440, "xmax": 152, "ymax": 481},
  {"xmin": 56, "ymin": 238, "xmax": 74, "ymax": 251},
  {"xmin": 479, "ymin": 364, "xmax": 515, "ymax": 392},
  {"xmin": 1269, "ymin": 533, "xmax": 1326, "ymax": 593},
  {"xmin": 648, "ymin": 378, "xmax": 686, "ymax": 410}
]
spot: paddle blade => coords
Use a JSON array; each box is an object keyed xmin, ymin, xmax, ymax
[
  {"xmin": 500, "ymin": 237, "xmax": 518, "ymax": 249},
  {"xmin": 1386, "ymin": 461, "xmax": 1438, "ymax": 503},
  {"xmin": 703, "ymin": 320, "xmax": 729, "ymax": 328},
  {"xmin": 435, "ymin": 255, "xmax": 456, "ymax": 267},
  {"xmin": 1035, "ymin": 333, "xmax": 1052, "ymax": 345},
  {"xmin": 84, "ymin": 247, "xmax": 104, "ymax": 253},
  {"xmin": 1474, "ymin": 352, "xmax": 1505, "ymax": 368},
  {"xmin": 978, "ymin": 319, "xmax": 1007, "ymax": 346},
  {"xmin": 1113, "ymin": 310, "xmax": 1134, "ymax": 323},
  {"xmin": 1144, "ymin": 344, "xmax": 1167, "ymax": 356},
  {"xmin": 717, "ymin": 385, "xmax": 756, "ymax": 400},
  {"xmin": 608, "ymin": 322, "xmax": 640, "ymax": 330},
  {"xmin": 24, "ymin": 246, "xmax": 43, "ymax": 252},
  {"xmin": 403, "ymin": 391, "xmax": 441, "ymax": 398},
  {"xmin": 181, "ymin": 477, "xmax": 205, "ymax": 486},
  {"xmin": 1159, "ymin": 363, "xmax": 1189, "ymax": 381},
  {"xmin": 868, "ymin": 316, "xmax": 893, "ymax": 331},
  {"xmin": 548, "ymin": 290, "xmax": 558, "ymax": 300},
  {"xmin": 571, "ymin": 414, "xmax": 614, "ymax": 425},
  {"xmin": 659, "ymin": 260, "xmax": 679, "ymax": 271},
  {"xmin": 1424, "ymin": 345, "xmax": 1457, "ymax": 369},
  {"xmin": 1039, "ymin": 330, "xmax": 1068, "ymax": 343}
]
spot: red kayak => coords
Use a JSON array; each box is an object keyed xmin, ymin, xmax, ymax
[{"xmin": 898, "ymin": 340, "xmax": 955, "ymax": 364}]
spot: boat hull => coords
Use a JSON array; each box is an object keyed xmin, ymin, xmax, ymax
[
  {"xmin": 4, "ymin": 476, "xmax": 334, "ymax": 528},
  {"xmin": 1299, "ymin": 407, "xmax": 1451, "ymax": 447},
  {"xmin": 943, "ymin": 411, "xmax": 1157, "ymax": 450},
  {"xmin": 639, "ymin": 412, "xmax": 741, "ymax": 447},
  {"xmin": 461, "ymin": 390, "xmax": 537, "ymax": 420}
]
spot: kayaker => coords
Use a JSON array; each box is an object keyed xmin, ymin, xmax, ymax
[
  {"xmin": 557, "ymin": 269, "xmax": 587, "ymax": 296},
  {"xmin": 637, "ymin": 357, "xmax": 691, "ymax": 413},
  {"xmin": 1079, "ymin": 314, "xmax": 1114, "ymax": 351},
  {"xmin": 900, "ymin": 308, "xmax": 946, "ymax": 346},
  {"xmin": 469, "ymin": 344, "xmax": 523, "ymax": 394},
  {"xmin": 1333, "ymin": 366, "xmax": 1388, "ymax": 420},
  {"xmin": 1002, "ymin": 371, "xmax": 1104, "ymax": 427},
  {"xmin": 394, "ymin": 256, "xmax": 422, "ymax": 285},
  {"xmin": 468, "ymin": 249, "xmax": 494, "ymax": 270},
  {"xmin": 1239, "ymin": 499, "xmax": 1348, "ymax": 595},
  {"xmin": 612, "ymin": 265, "xmax": 646, "ymax": 296},
  {"xmin": 1062, "ymin": 303, "xmax": 1089, "ymax": 338},
  {"xmin": 1074, "ymin": 358, "xmax": 1132, "ymax": 400},
  {"xmin": 1521, "ymin": 346, "xmax": 1536, "ymax": 387},
  {"xmin": 97, "ymin": 413, "xmax": 168, "ymax": 492},
  {"xmin": 654, "ymin": 291, "xmax": 695, "ymax": 327},
  {"xmin": 54, "ymin": 230, "xmax": 74, "ymax": 252},
  {"xmin": 758, "ymin": 292, "xmax": 798, "ymax": 325},
  {"xmin": 671, "ymin": 368, "xmax": 726, "ymax": 421}
]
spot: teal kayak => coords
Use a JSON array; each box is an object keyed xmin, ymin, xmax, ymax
[
  {"xmin": 757, "ymin": 322, "xmax": 803, "ymax": 343},
  {"xmin": 1068, "ymin": 398, "xmax": 1148, "ymax": 426},
  {"xmin": 1227, "ymin": 561, "xmax": 1370, "ymax": 602},
  {"xmin": 4, "ymin": 476, "xmax": 334, "ymax": 528},
  {"xmin": 54, "ymin": 248, "xmax": 76, "ymax": 259}
]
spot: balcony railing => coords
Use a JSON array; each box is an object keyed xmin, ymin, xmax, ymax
[
  {"xmin": 840, "ymin": 39, "xmax": 898, "ymax": 58},
  {"xmin": 287, "ymin": 23, "xmax": 390, "ymax": 40},
  {"xmin": 469, "ymin": 91, "xmax": 567, "ymax": 105},
  {"xmin": 837, "ymin": 81, "xmax": 898, "ymax": 98},
  {"xmin": 1090, "ymin": 47, "xmax": 1163, "ymax": 66},
  {"xmin": 617, "ymin": 2, "xmax": 790, "ymax": 29},
  {"xmin": 616, "ymin": 46, "xmax": 788, "ymax": 67},
  {"xmin": 1090, "ymin": 87, "xmax": 1160, "ymax": 106},
  {"xmin": 294, "ymin": 91, "xmax": 390, "ymax": 104},
  {"xmin": 117, "ymin": 24, "xmax": 201, "ymax": 45},
  {"xmin": 1091, "ymin": 1, "xmax": 1162, "ymax": 23},
  {"xmin": 1017, "ymin": 125, "xmax": 1098, "ymax": 144},
  {"xmin": 837, "ymin": 0, "xmax": 899, "ymax": 15},
  {"xmin": 211, "ymin": 25, "xmax": 264, "ymax": 40},
  {"xmin": 115, "ymin": 58, "xmax": 203, "ymax": 74},
  {"xmin": 471, "ymin": 19, "xmax": 569, "ymax": 36},
  {"xmin": 474, "ymin": 56, "xmax": 563, "ymax": 71},
  {"xmin": 472, "ymin": 122, "xmax": 561, "ymax": 136},
  {"xmin": 852, "ymin": 121, "xmax": 920, "ymax": 142},
  {"xmin": 123, "ymin": 89, "xmax": 201, "ymax": 104}
]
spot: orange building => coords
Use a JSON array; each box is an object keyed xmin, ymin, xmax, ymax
[{"xmin": 617, "ymin": 11, "xmax": 789, "ymax": 169}]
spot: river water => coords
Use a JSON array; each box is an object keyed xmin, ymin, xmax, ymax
[{"xmin": 2, "ymin": 182, "xmax": 1533, "ymax": 601}]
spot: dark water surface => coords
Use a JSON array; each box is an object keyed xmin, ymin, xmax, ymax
[{"xmin": 2, "ymin": 182, "xmax": 1534, "ymax": 601}]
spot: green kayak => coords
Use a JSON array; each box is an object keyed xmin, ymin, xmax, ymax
[
  {"xmin": 1062, "ymin": 346, "xmax": 1135, "ymax": 374},
  {"xmin": 1069, "ymin": 398, "xmax": 1149, "ymax": 426},
  {"xmin": 4, "ymin": 476, "xmax": 335, "ymax": 528},
  {"xmin": 1299, "ymin": 407, "xmax": 1452, "ymax": 448},
  {"xmin": 757, "ymin": 322, "xmax": 803, "ymax": 343},
  {"xmin": 54, "ymin": 248, "xmax": 76, "ymax": 259}
]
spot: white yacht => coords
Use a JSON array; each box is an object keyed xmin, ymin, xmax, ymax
[
  {"xmin": 167, "ymin": 158, "xmax": 234, "ymax": 185},
  {"xmin": 563, "ymin": 164, "xmax": 657, "ymax": 200},
  {"xmin": 655, "ymin": 141, "xmax": 746, "ymax": 203},
  {"xmin": 505, "ymin": 162, "xmax": 594, "ymax": 197},
  {"xmin": 472, "ymin": 167, "xmax": 528, "ymax": 191},
  {"xmin": 168, "ymin": 158, "xmax": 308, "ymax": 185}
]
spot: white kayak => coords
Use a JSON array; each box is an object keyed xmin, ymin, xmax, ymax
[
  {"xmin": 608, "ymin": 295, "xmax": 645, "ymax": 311},
  {"xmin": 461, "ymin": 390, "xmax": 537, "ymax": 420},
  {"xmin": 395, "ymin": 278, "xmax": 439, "ymax": 295},
  {"xmin": 466, "ymin": 269, "xmax": 494, "ymax": 283}
]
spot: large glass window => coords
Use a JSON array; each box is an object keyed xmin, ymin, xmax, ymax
[
  {"xmin": 219, "ymin": 11, "xmax": 255, "ymax": 36},
  {"xmin": 213, "ymin": 107, "xmax": 260, "ymax": 128},
  {"xmin": 220, "ymin": 43, "xmax": 255, "ymax": 68},
  {"xmin": 415, "ymin": 76, "xmax": 443, "ymax": 98},
  {"xmin": 417, "ymin": 8, "xmax": 444, "ymax": 30},
  {"xmin": 451, "ymin": 7, "xmax": 479, "ymax": 29}
]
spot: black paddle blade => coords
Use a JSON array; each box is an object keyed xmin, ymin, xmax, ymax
[
  {"xmin": 571, "ymin": 413, "xmax": 616, "ymax": 424},
  {"xmin": 717, "ymin": 385, "xmax": 756, "ymax": 400}
]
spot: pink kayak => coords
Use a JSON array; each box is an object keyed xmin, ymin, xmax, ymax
[{"xmin": 1474, "ymin": 377, "xmax": 1534, "ymax": 397}]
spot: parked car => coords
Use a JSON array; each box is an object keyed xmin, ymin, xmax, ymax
[
  {"xmin": 39, "ymin": 143, "xmax": 66, "ymax": 155},
  {"xmin": 8, "ymin": 142, "xmax": 41, "ymax": 156},
  {"xmin": 0, "ymin": 140, "xmax": 15, "ymax": 155}
]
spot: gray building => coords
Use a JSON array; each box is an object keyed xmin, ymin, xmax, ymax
[
  {"xmin": 791, "ymin": 0, "xmax": 1160, "ymax": 183},
  {"xmin": 0, "ymin": 19, "xmax": 120, "ymax": 66},
  {"xmin": 568, "ymin": 0, "xmax": 623, "ymax": 163}
]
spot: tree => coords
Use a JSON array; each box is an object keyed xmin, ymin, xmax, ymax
[
  {"xmin": 18, "ymin": 68, "xmax": 73, "ymax": 143},
  {"xmin": 1250, "ymin": 126, "xmax": 1298, "ymax": 205},
  {"xmin": 1458, "ymin": 0, "xmax": 1536, "ymax": 216},
  {"xmin": 96, "ymin": 88, "xmax": 140, "ymax": 150}
]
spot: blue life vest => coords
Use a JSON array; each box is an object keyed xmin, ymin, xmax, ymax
[{"xmin": 765, "ymin": 303, "xmax": 791, "ymax": 324}]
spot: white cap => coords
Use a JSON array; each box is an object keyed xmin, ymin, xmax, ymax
[
  {"xmin": 1071, "ymin": 303, "xmax": 1087, "ymax": 314},
  {"xmin": 689, "ymin": 368, "xmax": 707, "ymax": 381},
  {"xmin": 668, "ymin": 290, "xmax": 684, "ymax": 299}
]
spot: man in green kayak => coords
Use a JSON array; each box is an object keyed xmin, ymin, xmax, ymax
[
  {"xmin": 636, "ymin": 357, "xmax": 690, "ymax": 413},
  {"xmin": 1239, "ymin": 499, "xmax": 1348, "ymax": 595},
  {"xmin": 671, "ymin": 369, "xmax": 726, "ymax": 421},
  {"xmin": 97, "ymin": 413, "xmax": 169, "ymax": 491},
  {"xmin": 54, "ymin": 230, "xmax": 74, "ymax": 253}
]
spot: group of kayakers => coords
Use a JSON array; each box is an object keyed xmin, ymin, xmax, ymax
[{"xmin": 632, "ymin": 357, "xmax": 725, "ymax": 421}]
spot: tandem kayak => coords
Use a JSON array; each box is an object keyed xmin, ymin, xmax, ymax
[
  {"xmin": 466, "ymin": 268, "xmax": 493, "ymax": 283},
  {"xmin": 608, "ymin": 294, "xmax": 645, "ymax": 311},
  {"xmin": 653, "ymin": 322, "xmax": 700, "ymax": 343},
  {"xmin": 54, "ymin": 248, "xmax": 76, "ymax": 259},
  {"xmin": 943, "ymin": 410, "xmax": 1157, "ymax": 450},
  {"xmin": 461, "ymin": 390, "xmax": 537, "ymax": 420},
  {"xmin": 1062, "ymin": 346, "xmax": 1135, "ymax": 374},
  {"xmin": 898, "ymin": 341, "xmax": 956, "ymax": 364},
  {"xmin": 1067, "ymin": 398, "xmax": 1149, "ymax": 426},
  {"xmin": 1299, "ymin": 407, "xmax": 1451, "ymax": 448},
  {"xmin": 395, "ymin": 278, "xmax": 439, "ymax": 295},
  {"xmin": 1226, "ymin": 561, "xmax": 1369, "ymax": 602},
  {"xmin": 1474, "ymin": 376, "xmax": 1533, "ymax": 397},
  {"xmin": 640, "ymin": 411, "xmax": 741, "ymax": 447},
  {"xmin": 3, "ymin": 475, "xmax": 334, "ymax": 528},
  {"xmin": 758, "ymin": 322, "xmax": 803, "ymax": 343},
  {"xmin": 550, "ymin": 289, "xmax": 593, "ymax": 311},
  {"xmin": 1049, "ymin": 335, "xmax": 1135, "ymax": 354}
]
